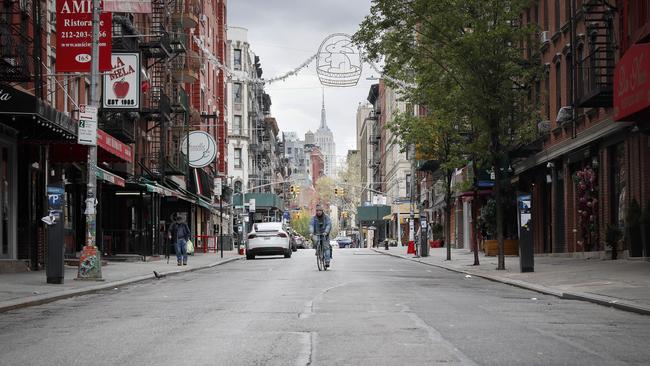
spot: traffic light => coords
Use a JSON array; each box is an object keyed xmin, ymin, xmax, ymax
[
  {"xmin": 334, "ymin": 187, "xmax": 339, "ymax": 196},
  {"xmin": 289, "ymin": 185, "xmax": 295, "ymax": 193},
  {"xmin": 295, "ymin": 186, "xmax": 300, "ymax": 194}
]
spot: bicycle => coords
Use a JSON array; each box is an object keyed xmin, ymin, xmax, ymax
[{"xmin": 314, "ymin": 233, "xmax": 327, "ymax": 271}]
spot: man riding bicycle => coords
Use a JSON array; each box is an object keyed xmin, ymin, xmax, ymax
[{"xmin": 309, "ymin": 204, "xmax": 332, "ymax": 268}]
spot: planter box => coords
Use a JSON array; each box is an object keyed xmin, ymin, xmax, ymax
[
  {"xmin": 429, "ymin": 240, "xmax": 442, "ymax": 248},
  {"xmin": 484, "ymin": 239, "xmax": 519, "ymax": 256}
]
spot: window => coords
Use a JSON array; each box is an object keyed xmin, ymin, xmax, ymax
[
  {"xmin": 543, "ymin": 0, "xmax": 549, "ymax": 30},
  {"xmin": 287, "ymin": 147, "xmax": 292, "ymax": 154},
  {"xmin": 233, "ymin": 115, "xmax": 242, "ymax": 135},
  {"xmin": 555, "ymin": 0, "xmax": 560, "ymax": 31},
  {"xmin": 577, "ymin": 45, "xmax": 584, "ymax": 92},
  {"xmin": 405, "ymin": 174, "xmax": 412, "ymax": 198},
  {"xmin": 234, "ymin": 148, "xmax": 242, "ymax": 168},
  {"xmin": 565, "ymin": 0, "xmax": 572, "ymax": 25},
  {"xmin": 234, "ymin": 181, "xmax": 242, "ymax": 193},
  {"xmin": 566, "ymin": 54, "xmax": 573, "ymax": 106},
  {"xmin": 555, "ymin": 61, "xmax": 562, "ymax": 113},
  {"xmin": 544, "ymin": 69, "xmax": 551, "ymax": 119},
  {"xmin": 234, "ymin": 49, "xmax": 242, "ymax": 70},
  {"xmin": 233, "ymin": 83, "xmax": 242, "ymax": 104}
]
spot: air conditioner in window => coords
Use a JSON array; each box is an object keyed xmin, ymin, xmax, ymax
[{"xmin": 540, "ymin": 31, "xmax": 550, "ymax": 44}]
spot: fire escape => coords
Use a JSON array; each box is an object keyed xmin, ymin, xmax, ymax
[
  {"xmin": 577, "ymin": 0, "xmax": 616, "ymax": 108},
  {"xmin": 139, "ymin": 0, "xmax": 198, "ymax": 179},
  {"xmin": 0, "ymin": 0, "xmax": 33, "ymax": 83}
]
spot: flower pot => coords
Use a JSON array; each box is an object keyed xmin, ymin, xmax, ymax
[{"xmin": 484, "ymin": 239, "xmax": 519, "ymax": 256}]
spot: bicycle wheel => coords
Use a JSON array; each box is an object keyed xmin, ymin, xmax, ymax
[{"xmin": 316, "ymin": 242, "xmax": 323, "ymax": 271}]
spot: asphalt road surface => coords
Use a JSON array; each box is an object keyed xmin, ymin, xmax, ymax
[{"xmin": 1, "ymin": 248, "xmax": 650, "ymax": 366}]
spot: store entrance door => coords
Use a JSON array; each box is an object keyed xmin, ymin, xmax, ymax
[{"xmin": 0, "ymin": 139, "xmax": 16, "ymax": 259}]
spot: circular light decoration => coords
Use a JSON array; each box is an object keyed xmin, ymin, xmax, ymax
[
  {"xmin": 316, "ymin": 33, "xmax": 362, "ymax": 87},
  {"xmin": 180, "ymin": 131, "xmax": 217, "ymax": 168}
]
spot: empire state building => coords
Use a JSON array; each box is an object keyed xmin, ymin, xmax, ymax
[{"xmin": 314, "ymin": 92, "xmax": 336, "ymax": 177}]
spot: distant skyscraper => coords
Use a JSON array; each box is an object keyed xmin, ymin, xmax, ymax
[{"xmin": 314, "ymin": 90, "xmax": 336, "ymax": 177}]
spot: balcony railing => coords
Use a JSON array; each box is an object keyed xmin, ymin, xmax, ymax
[
  {"xmin": 577, "ymin": 48, "xmax": 614, "ymax": 108},
  {"xmin": 172, "ymin": 0, "xmax": 200, "ymax": 28},
  {"xmin": 0, "ymin": 7, "xmax": 32, "ymax": 82},
  {"xmin": 171, "ymin": 51, "xmax": 200, "ymax": 83},
  {"xmin": 100, "ymin": 114, "xmax": 135, "ymax": 144}
]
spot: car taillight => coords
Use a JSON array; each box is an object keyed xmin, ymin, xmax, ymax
[
  {"xmin": 278, "ymin": 233, "xmax": 287, "ymax": 238},
  {"xmin": 248, "ymin": 234, "xmax": 257, "ymax": 239}
]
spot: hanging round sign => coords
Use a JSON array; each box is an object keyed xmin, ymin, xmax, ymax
[
  {"xmin": 316, "ymin": 33, "xmax": 362, "ymax": 87},
  {"xmin": 180, "ymin": 131, "xmax": 217, "ymax": 168}
]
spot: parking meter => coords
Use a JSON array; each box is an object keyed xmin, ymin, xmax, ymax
[
  {"xmin": 44, "ymin": 184, "xmax": 65, "ymax": 284},
  {"xmin": 420, "ymin": 214, "xmax": 429, "ymax": 257}
]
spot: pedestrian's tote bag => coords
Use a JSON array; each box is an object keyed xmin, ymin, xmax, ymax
[{"xmin": 186, "ymin": 239, "xmax": 194, "ymax": 255}]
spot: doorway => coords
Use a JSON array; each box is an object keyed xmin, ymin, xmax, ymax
[{"xmin": 0, "ymin": 138, "xmax": 16, "ymax": 259}]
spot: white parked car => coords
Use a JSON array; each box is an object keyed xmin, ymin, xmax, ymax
[{"xmin": 246, "ymin": 222, "xmax": 292, "ymax": 260}]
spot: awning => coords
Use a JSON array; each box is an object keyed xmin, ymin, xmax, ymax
[
  {"xmin": 0, "ymin": 83, "xmax": 76, "ymax": 140},
  {"xmin": 514, "ymin": 119, "xmax": 633, "ymax": 175},
  {"xmin": 97, "ymin": 129, "xmax": 133, "ymax": 163},
  {"xmin": 614, "ymin": 43, "xmax": 650, "ymax": 122},
  {"xmin": 390, "ymin": 203, "xmax": 419, "ymax": 215},
  {"xmin": 96, "ymin": 167, "xmax": 125, "ymax": 187},
  {"xmin": 48, "ymin": 129, "xmax": 133, "ymax": 164}
]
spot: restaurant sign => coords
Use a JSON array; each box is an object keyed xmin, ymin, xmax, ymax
[
  {"xmin": 103, "ymin": 53, "xmax": 140, "ymax": 110},
  {"xmin": 614, "ymin": 43, "xmax": 650, "ymax": 121},
  {"xmin": 56, "ymin": 0, "xmax": 112, "ymax": 72}
]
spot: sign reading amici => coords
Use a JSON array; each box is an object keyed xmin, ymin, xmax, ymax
[
  {"xmin": 180, "ymin": 131, "xmax": 217, "ymax": 168},
  {"xmin": 56, "ymin": 0, "xmax": 112, "ymax": 72}
]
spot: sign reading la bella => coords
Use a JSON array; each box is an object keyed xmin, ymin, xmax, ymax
[
  {"xmin": 56, "ymin": 0, "xmax": 112, "ymax": 72},
  {"xmin": 103, "ymin": 53, "xmax": 140, "ymax": 109}
]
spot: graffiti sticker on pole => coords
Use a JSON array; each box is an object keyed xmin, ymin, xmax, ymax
[{"xmin": 56, "ymin": 0, "xmax": 112, "ymax": 72}]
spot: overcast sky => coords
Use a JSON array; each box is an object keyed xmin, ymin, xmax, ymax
[{"xmin": 229, "ymin": 0, "xmax": 376, "ymax": 164}]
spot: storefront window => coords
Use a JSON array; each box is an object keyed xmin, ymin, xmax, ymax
[{"xmin": 610, "ymin": 143, "xmax": 626, "ymax": 229}]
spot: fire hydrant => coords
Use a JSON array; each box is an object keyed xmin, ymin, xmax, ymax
[{"xmin": 238, "ymin": 243, "xmax": 245, "ymax": 255}]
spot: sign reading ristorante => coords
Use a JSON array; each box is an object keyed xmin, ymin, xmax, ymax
[{"xmin": 56, "ymin": 0, "xmax": 112, "ymax": 72}]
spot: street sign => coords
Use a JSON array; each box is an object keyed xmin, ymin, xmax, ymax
[
  {"xmin": 249, "ymin": 199, "xmax": 256, "ymax": 212},
  {"xmin": 77, "ymin": 105, "xmax": 98, "ymax": 145},
  {"xmin": 214, "ymin": 177, "xmax": 222, "ymax": 197}
]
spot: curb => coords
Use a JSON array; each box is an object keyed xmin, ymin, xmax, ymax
[
  {"xmin": 0, "ymin": 256, "xmax": 243, "ymax": 314},
  {"xmin": 372, "ymin": 249, "xmax": 650, "ymax": 316}
]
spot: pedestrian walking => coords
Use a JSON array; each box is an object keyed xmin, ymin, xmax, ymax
[{"xmin": 168, "ymin": 214, "xmax": 191, "ymax": 266}]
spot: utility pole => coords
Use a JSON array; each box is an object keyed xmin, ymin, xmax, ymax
[
  {"xmin": 409, "ymin": 144, "xmax": 416, "ymax": 256},
  {"xmin": 77, "ymin": 0, "xmax": 102, "ymax": 280}
]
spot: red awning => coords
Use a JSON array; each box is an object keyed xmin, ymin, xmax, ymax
[
  {"xmin": 614, "ymin": 43, "xmax": 650, "ymax": 122},
  {"xmin": 97, "ymin": 129, "xmax": 133, "ymax": 163},
  {"xmin": 50, "ymin": 129, "xmax": 133, "ymax": 164}
]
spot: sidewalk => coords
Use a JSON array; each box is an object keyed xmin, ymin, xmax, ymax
[
  {"xmin": 373, "ymin": 245, "xmax": 650, "ymax": 315},
  {"xmin": 0, "ymin": 251, "xmax": 242, "ymax": 313}
]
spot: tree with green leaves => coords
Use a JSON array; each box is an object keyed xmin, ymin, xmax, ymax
[
  {"xmin": 389, "ymin": 110, "xmax": 467, "ymax": 261},
  {"xmin": 354, "ymin": 0, "xmax": 541, "ymax": 269}
]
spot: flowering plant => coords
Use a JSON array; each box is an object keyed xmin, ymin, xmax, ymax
[{"xmin": 573, "ymin": 165, "xmax": 598, "ymax": 250}]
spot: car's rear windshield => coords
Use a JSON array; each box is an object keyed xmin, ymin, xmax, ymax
[{"xmin": 255, "ymin": 223, "xmax": 283, "ymax": 232}]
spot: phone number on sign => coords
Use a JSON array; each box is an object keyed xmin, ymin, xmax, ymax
[{"xmin": 59, "ymin": 31, "xmax": 108, "ymax": 39}]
